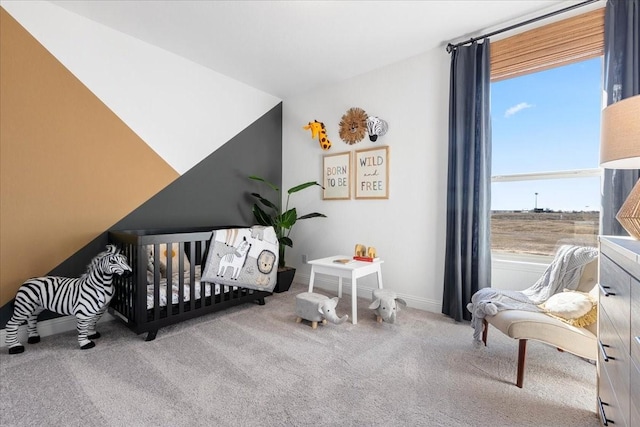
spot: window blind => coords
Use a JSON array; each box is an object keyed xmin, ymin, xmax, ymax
[{"xmin": 490, "ymin": 8, "xmax": 604, "ymax": 81}]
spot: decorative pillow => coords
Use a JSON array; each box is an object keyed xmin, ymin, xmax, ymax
[
  {"xmin": 147, "ymin": 243, "xmax": 190, "ymax": 278},
  {"xmin": 161, "ymin": 243, "xmax": 191, "ymax": 276},
  {"xmin": 201, "ymin": 226, "xmax": 278, "ymax": 292},
  {"xmin": 538, "ymin": 290, "xmax": 597, "ymax": 327}
]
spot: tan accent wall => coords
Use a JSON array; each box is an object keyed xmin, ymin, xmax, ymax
[{"xmin": 0, "ymin": 8, "xmax": 179, "ymax": 305}]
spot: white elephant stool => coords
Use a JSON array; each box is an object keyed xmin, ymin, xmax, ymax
[
  {"xmin": 295, "ymin": 292, "xmax": 348, "ymax": 329},
  {"xmin": 369, "ymin": 289, "xmax": 407, "ymax": 323}
]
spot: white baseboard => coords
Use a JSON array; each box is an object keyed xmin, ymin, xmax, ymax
[
  {"xmin": 293, "ymin": 272, "xmax": 442, "ymax": 314},
  {"xmin": 0, "ymin": 313, "xmax": 114, "ymax": 348}
]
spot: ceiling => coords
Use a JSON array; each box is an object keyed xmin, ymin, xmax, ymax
[{"xmin": 50, "ymin": 0, "xmax": 585, "ymax": 99}]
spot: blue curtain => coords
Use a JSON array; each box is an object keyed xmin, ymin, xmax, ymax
[
  {"xmin": 442, "ymin": 41, "xmax": 492, "ymax": 322},
  {"xmin": 602, "ymin": 0, "xmax": 640, "ymax": 235}
]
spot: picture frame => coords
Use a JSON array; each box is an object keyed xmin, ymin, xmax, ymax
[
  {"xmin": 322, "ymin": 151, "xmax": 351, "ymax": 200},
  {"xmin": 355, "ymin": 146, "xmax": 389, "ymax": 199}
]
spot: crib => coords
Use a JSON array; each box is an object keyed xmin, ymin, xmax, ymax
[{"xmin": 108, "ymin": 226, "xmax": 271, "ymax": 341}]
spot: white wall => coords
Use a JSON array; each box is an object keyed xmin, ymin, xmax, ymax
[
  {"xmin": 283, "ymin": 48, "xmax": 450, "ymax": 312},
  {"xmin": 1, "ymin": 0, "xmax": 281, "ymax": 175}
]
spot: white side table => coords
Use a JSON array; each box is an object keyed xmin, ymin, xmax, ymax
[{"xmin": 307, "ymin": 255, "xmax": 384, "ymax": 324}]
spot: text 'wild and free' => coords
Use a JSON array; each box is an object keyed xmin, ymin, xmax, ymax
[{"xmin": 359, "ymin": 155, "xmax": 384, "ymax": 192}]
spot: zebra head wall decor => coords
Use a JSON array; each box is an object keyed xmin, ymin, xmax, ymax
[
  {"xmin": 5, "ymin": 244, "xmax": 132, "ymax": 354},
  {"xmin": 303, "ymin": 120, "xmax": 332, "ymax": 150},
  {"xmin": 366, "ymin": 116, "xmax": 388, "ymax": 142}
]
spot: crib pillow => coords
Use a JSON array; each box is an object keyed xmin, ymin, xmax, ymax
[
  {"xmin": 201, "ymin": 226, "xmax": 278, "ymax": 293},
  {"xmin": 147, "ymin": 243, "xmax": 191, "ymax": 278}
]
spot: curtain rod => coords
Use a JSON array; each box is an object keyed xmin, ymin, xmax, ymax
[{"xmin": 445, "ymin": 0, "xmax": 600, "ymax": 53}]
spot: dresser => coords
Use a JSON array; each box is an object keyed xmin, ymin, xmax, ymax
[{"xmin": 598, "ymin": 236, "xmax": 640, "ymax": 427}]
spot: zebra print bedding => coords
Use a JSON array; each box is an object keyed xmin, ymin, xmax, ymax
[{"xmin": 109, "ymin": 227, "xmax": 271, "ymax": 341}]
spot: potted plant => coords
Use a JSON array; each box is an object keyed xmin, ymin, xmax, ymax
[{"xmin": 249, "ymin": 175, "xmax": 326, "ymax": 292}]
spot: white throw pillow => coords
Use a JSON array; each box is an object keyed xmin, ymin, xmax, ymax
[{"xmin": 538, "ymin": 289, "xmax": 597, "ymax": 327}]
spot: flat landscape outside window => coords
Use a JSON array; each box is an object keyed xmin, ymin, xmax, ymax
[{"xmin": 491, "ymin": 57, "xmax": 602, "ymax": 258}]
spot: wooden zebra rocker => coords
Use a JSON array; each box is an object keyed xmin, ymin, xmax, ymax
[{"xmin": 5, "ymin": 245, "xmax": 132, "ymax": 354}]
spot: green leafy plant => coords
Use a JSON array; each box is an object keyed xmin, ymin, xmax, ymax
[{"xmin": 249, "ymin": 175, "xmax": 326, "ymax": 268}]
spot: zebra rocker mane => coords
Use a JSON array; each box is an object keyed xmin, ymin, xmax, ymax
[{"xmin": 80, "ymin": 244, "xmax": 119, "ymax": 281}]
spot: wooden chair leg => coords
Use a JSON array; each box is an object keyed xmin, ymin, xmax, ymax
[
  {"xmin": 516, "ymin": 339, "xmax": 527, "ymax": 388},
  {"xmin": 482, "ymin": 319, "xmax": 488, "ymax": 346}
]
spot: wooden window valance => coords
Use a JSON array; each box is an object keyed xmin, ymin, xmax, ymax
[{"xmin": 490, "ymin": 8, "xmax": 604, "ymax": 81}]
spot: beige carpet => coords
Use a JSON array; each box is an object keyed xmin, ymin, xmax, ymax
[{"xmin": 0, "ymin": 282, "xmax": 600, "ymax": 427}]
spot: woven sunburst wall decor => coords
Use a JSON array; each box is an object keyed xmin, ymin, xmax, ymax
[{"xmin": 339, "ymin": 107, "xmax": 368, "ymax": 145}]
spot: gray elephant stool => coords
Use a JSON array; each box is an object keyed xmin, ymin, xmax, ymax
[
  {"xmin": 369, "ymin": 289, "xmax": 407, "ymax": 323},
  {"xmin": 295, "ymin": 292, "xmax": 348, "ymax": 329}
]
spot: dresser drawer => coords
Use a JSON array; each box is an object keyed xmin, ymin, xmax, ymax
[
  {"xmin": 600, "ymin": 254, "xmax": 631, "ymax": 349},
  {"xmin": 631, "ymin": 360, "xmax": 639, "ymax": 427},
  {"xmin": 599, "ymin": 367, "xmax": 627, "ymax": 426},
  {"xmin": 631, "ymin": 276, "xmax": 640, "ymax": 364},
  {"xmin": 599, "ymin": 309, "xmax": 630, "ymax": 426}
]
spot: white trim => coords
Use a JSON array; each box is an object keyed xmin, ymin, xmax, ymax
[
  {"xmin": 492, "ymin": 258, "xmax": 548, "ymax": 274},
  {"xmin": 491, "ymin": 168, "xmax": 602, "ymax": 182},
  {"xmin": 293, "ymin": 272, "xmax": 442, "ymax": 314},
  {"xmin": 492, "ymin": 251, "xmax": 553, "ymax": 265},
  {"xmin": 0, "ymin": 314, "xmax": 115, "ymax": 348},
  {"xmin": 492, "ymin": 168, "xmax": 602, "ymax": 182}
]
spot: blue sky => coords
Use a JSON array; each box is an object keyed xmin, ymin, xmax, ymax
[{"xmin": 491, "ymin": 57, "xmax": 602, "ymax": 211}]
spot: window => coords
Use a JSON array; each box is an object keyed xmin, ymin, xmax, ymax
[{"xmin": 490, "ymin": 8, "xmax": 604, "ymax": 259}]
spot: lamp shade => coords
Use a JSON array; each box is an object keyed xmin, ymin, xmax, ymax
[{"xmin": 600, "ymin": 94, "xmax": 640, "ymax": 169}]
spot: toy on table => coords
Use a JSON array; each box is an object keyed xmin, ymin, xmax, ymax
[{"xmin": 353, "ymin": 244, "xmax": 379, "ymax": 262}]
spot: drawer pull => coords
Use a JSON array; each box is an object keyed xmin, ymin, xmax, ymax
[
  {"xmin": 636, "ymin": 336, "xmax": 640, "ymax": 345},
  {"xmin": 598, "ymin": 341, "xmax": 614, "ymax": 362},
  {"xmin": 598, "ymin": 397, "xmax": 612, "ymax": 426},
  {"xmin": 599, "ymin": 284, "xmax": 615, "ymax": 297}
]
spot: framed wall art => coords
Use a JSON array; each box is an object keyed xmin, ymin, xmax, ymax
[
  {"xmin": 355, "ymin": 146, "xmax": 389, "ymax": 199},
  {"xmin": 322, "ymin": 151, "xmax": 351, "ymax": 200}
]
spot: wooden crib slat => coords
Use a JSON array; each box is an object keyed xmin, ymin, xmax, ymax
[
  {"xmin": 177, "ymin": 241, "xmax": 185, "ymax": 317},
  {"xmin": 153, "ymin": 243, "xmax": 161, "ymax": 321},
  {"xmin": 135, "ymin": 244, "xmax": 147, "ymax": 323}
]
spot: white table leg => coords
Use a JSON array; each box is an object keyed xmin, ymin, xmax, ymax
[
  {"xmin": 351, "ymin": 271, "xmax": 357, "ymax": 324},
  {"xmin": 308, "ymin": 267, "xmax": 316, "ymax": 292},
  {"xmin": 376, "ymin": 266, "xmax": 384, "ymax": 289},
  {"xmin": 338, "ymin": 277, "xmax": 343, "ymax": 298}
]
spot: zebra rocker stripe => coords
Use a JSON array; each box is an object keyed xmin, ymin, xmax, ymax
[{"xmin": 4, "ymin": 245, "xmax": 132, "ymax": 354}]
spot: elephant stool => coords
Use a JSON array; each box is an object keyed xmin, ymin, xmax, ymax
[
  {"xmin": 295, "ymin": 292, "xmax": 348, "ymax": 329},
  {"xmin": 369, "ymin": 289, "xmax": 407, "ymax": 323}
]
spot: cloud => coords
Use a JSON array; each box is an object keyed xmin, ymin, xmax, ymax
[{"xmin": 504, "ymin": 102, "xmax": 534, "ymax": 118}]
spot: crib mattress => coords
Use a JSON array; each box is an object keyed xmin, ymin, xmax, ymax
[{"xmin": 146, "ymin": 267, "xmax": 236, "ymax": 310}]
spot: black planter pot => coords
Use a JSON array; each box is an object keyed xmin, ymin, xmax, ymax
[{"xmin": 274, "ymin": 267, "xmax": 296, "ymax": 293}]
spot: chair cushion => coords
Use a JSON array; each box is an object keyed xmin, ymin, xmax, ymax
[{"xmin": 486, "ymin": 309, "xmax": 597, "ymax": 360}]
